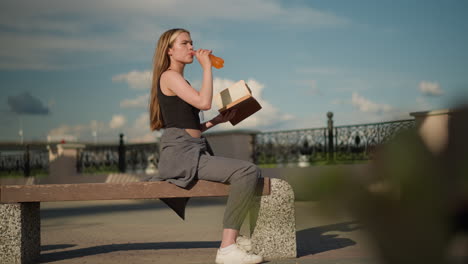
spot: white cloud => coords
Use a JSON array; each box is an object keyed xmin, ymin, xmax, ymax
[
  {"xmin": 0, "ymin": 0, "xmax": 348, "ymax": 27},
  {"xmin": 120, "ymin": 94, "xmax": 149, "ymax": 108},
  {"xmin": 46, "ymin": 76, "xmax": 295, "ymax": 140},
  {"xmin": 0, "ymin": 11, "xmax": 165, "ymax": 70},
  {"xmin": 48, "ymin": 116, "xmax": 126, "ymax": 142},
  {"xmin": 48, "ymin": 120, "xmax": 107, "ymax": 142},
  {"xmin": 126, "ymin": 112, "xmax": 160, "ymax": 143},
  {"xmin": 48, "ymin": 124, "xmax": 88, "ymax": 138},
  {"xmin": 134, "ymin": 112, "xmax": 151, "ymax": 132},
  {"xmin": 47, "ymin": 112, "xmax": 159, "ymax": 143},
  {"xmin": 351, "ymin": 92, "xmax": 392, "ymax": 114},
  {"xmin": 109, "ymin": 115, "xmax": 126, "ymax": 129},
  {"xmin": 419, "ymin": 81, "xmax": 443, "ymax": 96},
  {"xmin": 0, "ymin": 0, "xmax": 349, "ymax": 70},
  {"xmin": 112, "ymin": 71, "xmax": 152, "ymax": 90},
  {"xmin": 0, "ymin": 31, "xmax": 130, "ymax": 70},
  {"xmin": 198, "ymin": 77, "xmax": 295, "ymax": 131}
]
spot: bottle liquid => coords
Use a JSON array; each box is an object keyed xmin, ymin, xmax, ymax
[
  {"xmin": 191, "ymin": 51, "xmax": 224, "ymax": 69},
  {"xmin": 209, "ymin": 54, "xmax": 224, "ymax": 69}
]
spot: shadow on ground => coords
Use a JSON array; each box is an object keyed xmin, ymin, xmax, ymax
[
  {"xmin": 41, "ymin": 244, "xmax": 76, "ymax": 252},
  {"xmin": 39, "ymin": 241, "xmax": 220, "ymax": 263},
  {"xmin": 40, "ymin": 221, "xmax": 361, "ymax": 262},
  {"xmin": 41, "ymin": 197, "xmax": 227, "ymax": 219},
  {"xmin": 296, "ymin": 221, "xmax": 361, "ymax": 257}
]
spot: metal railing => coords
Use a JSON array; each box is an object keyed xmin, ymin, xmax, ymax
[
  {"xmin": 254, "ymin": 127, "xmax": 328, "ymax": 166},
  {"xmin": 333, "ymin": 118, "xmax": 415, "ymax": 161},
  {"xmin": 76, "ymin": 134, "xmax": 159, "ymax": 174},
  {"xmin": 62, "ymin": 116, "xmax": 419, "ymax": 173},
  {"xmin": 253, "ymin": 112, "xmax": 415, "ymax": 166},
  {"xmin": 1, "ymin": 113, "xmax": 417, "ymax": 177},
  {"xmin": 0, "ymin": 145, "xmax": 49, "ymax": 177}
]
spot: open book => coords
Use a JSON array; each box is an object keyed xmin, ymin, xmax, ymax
[{"xmin": 214, "ymin": 80, "xmax": 262, "ymax": 126}]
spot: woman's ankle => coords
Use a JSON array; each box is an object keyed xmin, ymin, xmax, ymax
[
  {"xmin": 220, "ymin": 241, "xmax": 236, "ymax": 248},
  {"xmin": 221, "ymin": 228, "xmax": 239, "ymax": 248}
]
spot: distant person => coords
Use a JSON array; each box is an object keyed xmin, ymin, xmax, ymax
[{"xmin": 148, "ymin": 28, "xmax": 263, "ymax": 264}]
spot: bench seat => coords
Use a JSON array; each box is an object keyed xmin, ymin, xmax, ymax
[
  {"xmin": 0, "ymin": 178, "xmax": 270, "ymax": 203},
  {"xmin": 1, "ymin": 177, "xmax": 296, "ymax": 263}
]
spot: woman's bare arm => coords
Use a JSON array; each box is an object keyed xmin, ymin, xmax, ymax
[
  {"xmin": 200, "ymin": 110, "xmax": 237, "ymax": 132},
  {"xmin": 200, "ymin": 119, "xmax": 218, "ymax": 132},
  {"xmin": 160, "ymin": 70, "xmax": 213, "ymax": 110}
]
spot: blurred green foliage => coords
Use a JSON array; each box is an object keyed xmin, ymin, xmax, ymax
[{"xmin": 301, "ymin": 106, "xmax": 468, "ymax": 264}]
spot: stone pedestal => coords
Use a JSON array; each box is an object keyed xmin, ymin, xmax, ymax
[
  {"xmin": 0, "ymin": 203, "xmax": 40, "ymax": 264},
  {"xmin": 249, "ymin": 178, "xmax": 296, "ymax": 260},
  {"xmin": 410, "ymin": 109, "xmax": 452, "ymax": 154}
]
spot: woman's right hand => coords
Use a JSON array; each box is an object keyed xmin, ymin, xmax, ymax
[
  {"xmin": 211, "ymin": 109, "xmax": 237, "ymax": 125},
  {"xmin": 194, "ymin": 49, "xmax": 212, "ymax": 70}
]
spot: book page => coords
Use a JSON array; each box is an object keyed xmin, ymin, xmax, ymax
[
  {"xmin": 219, "ymin": 88, "xmax": 232, "ymax": 107},
  {"xmin": 214, "ymin": 93, "xmax": 223, "ymax": 109},
  {"xmin": 215, "ymin": 80, "xmax": 251, "ymax": 110},
  {"xmin": 229, "ymin": 80, "xmax": 249, "ymax": 102}
]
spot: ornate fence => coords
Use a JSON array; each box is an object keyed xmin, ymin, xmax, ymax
[
  {"xmin": 76, "ymin": 145, "xmax": 119, "ymax": 173},
  {"xmin": 0, "ymin": 146, "xmax": 49, "ymax": 177},
  {"xmin": 1, "ymin": 114, "xmax": 417, "ymax": 177},
  {"xmin": 76, "ymin": 134, "xmax": 159, "ymax": 174},
  {"xmin": 254, "ymin": 127, "xmax": 328, "ymax": 166},
  {"xmin": 333, "ymin": 119, "xmax": 416, "ymax": 161},
  {"xmin": 254, "ymin": 113, "xmax": 415, "ymax": 166},
  {"xmin": 78, "ymin": 117, "xmax": 414, "ymax": 171}
]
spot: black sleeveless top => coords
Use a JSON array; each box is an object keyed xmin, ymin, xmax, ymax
[{"xmin": 158, "ymin": 80, "xmax": 200, "ymax": 129}]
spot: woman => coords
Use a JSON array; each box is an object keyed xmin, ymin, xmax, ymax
[{"xmin": 149, "ymin": 28, "xmax": 263, "ymax": 264}]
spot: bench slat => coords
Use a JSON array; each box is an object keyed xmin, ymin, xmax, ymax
[{"xmin": 0, "ymin": 178, "xmax": 270, "ymax": 203}]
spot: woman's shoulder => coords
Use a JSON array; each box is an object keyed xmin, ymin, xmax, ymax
[
  {"xmin": 161, "ymin": 69, "xmax": 182, "ymax": 81},
  {"xmin": 160, "ymin": 70, "xmax": 191, "ymax": 89}
]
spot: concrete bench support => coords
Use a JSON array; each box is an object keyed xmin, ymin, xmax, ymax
[
  {"xmin": 0, "ymin": 178, "xmax": 294, "ymax": 263},
  {"xmin": 0, "ymin": 202, "xmax": 40, "ymax": 264},
  {"xmin": 0, "ymin": 179, "xmax": 271, "ymax": 263},
  {"xmin": 250, "ymin": 178, "xmax": 296, "ymax": 260}
]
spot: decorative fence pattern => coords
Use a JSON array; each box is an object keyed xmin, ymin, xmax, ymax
[
  {"xmin": 76, "ymin": 135, "xmax": 159, "ymax": 174},
  {"xmin": 1, "ymin": 115, "xmax": 417, "ymax": 177},
  {"xmin": 254, "ymin": 127, "xmax": 328, "ymax": 166},
  {"xmin": 253, "ymin": 115, "xmax": 415, "ymax": 166},
  {"xmin": 333, "ymin": 119, "xmax": 416, "ymax": 161},
  {"xmin": 76, "ymin": 145, "xmax": 119, "ymax": 173},
  {"xmin": 0, "ymin": 147, "xmax": 49, "ymax": 177}
]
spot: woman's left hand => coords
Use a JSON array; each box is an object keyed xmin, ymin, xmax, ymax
[{"xmin": 212, "ymin": 109, "xmax": 237, "ymax": 124}]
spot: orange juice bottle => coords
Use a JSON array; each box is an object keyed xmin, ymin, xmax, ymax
[
  {"xmin": 209, "ymin": 54, "xmax": 224, "ymax": 69},
  {"xmin": 191, "ymin": 51, "xmax": 224, "ymax": 69}
]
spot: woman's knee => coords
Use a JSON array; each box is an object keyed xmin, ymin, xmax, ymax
[
  {"xmin": 241, "ymin": 163, "xmax": 261, "ymax": 183},
  {"xmin": 248, "ymin": 163, "xmax": 261, "ymax": 177},
  {"xmin": 228, "ymin": 161, "xmax": 261, "ymax": 185}
]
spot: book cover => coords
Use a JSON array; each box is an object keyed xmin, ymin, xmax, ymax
[{"xmin": 214, "ymin": 80, "xmax": 262, "ymax": 126}]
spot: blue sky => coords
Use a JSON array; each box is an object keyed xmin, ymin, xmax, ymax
[{"xmin": 1, "ymin": 0, "xmax": 467, "ymax": 143}]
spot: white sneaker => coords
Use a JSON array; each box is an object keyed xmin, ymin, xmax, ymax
[
  {"xmin": 236, "ymin": 235, "xmax": 253, "ymax": 252},
  {"xmin": 215, "ymin": 244, "xmax": 263, "ymax": 264}
]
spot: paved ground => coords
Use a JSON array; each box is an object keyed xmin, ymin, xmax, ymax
[{"xmin": 39, "ymin": 198, "xmax": 466, "ymax": 264}]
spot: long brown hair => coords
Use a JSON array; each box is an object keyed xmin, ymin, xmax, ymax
[{"xmin": 149, "ymin": 28, "xmax": 190, "ymax": 131}]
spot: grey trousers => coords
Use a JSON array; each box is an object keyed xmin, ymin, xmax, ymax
[
  {"xmin": 152, "ymin": 127, "xmax": 261, "ymax": 230},
  {"xmin": 197, "ymin": 153, "xmax": 262, "ymax": 230}
]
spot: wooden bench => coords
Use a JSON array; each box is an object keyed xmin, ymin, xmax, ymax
[{"xmin": 0, "ymin": 178, "xmax": 271, "ymax": 264}]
